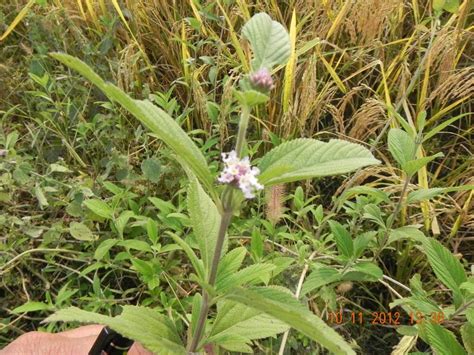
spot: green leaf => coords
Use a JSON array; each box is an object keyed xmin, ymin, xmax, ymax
[
  {"xmin": 337, "ymin": 186, "xmax": 390, "ymax": 210},
  {"xmin": 353, "ymin": 232, "xmax": 376, "ymax": 258},
  {"xmin": 461, "ymin": 323, "xmax": 474, "ymax": 354},
  {"xmin": 216, "ymin": 263, "xmax": 275, "ymax": 293},
  {"xmin": 217, "ymin": 247, "xmax": 247, "ymax": 282},
  {"xmin": 208, "ymin": 300, "xmax": 289, "ymax": 352},
  {"xmin": 242, "ymin": 12, "xmax": 291, "ymax": 70},
  {"xmin": 424, "ymin": 322, "xmax": 466, "ymax": 355},
  {"xmin": 466, "ymin": 307, "xmax": 474, "ymax": 324},
  {"xmin": 233, "ymin": 89, "xmax": 269, "ymax": 107},
  {"xmin": 34, "ymin": 184, "xmax": 48, "ymax": 209},
  {"xmin": 225, "ymin": 287, "xmax": 355, "ymax": 354},
  {"xmin": 460, "ymin": 279, "xmax": 474, "ymax": 295},
  {"xmin": 402, "ymin": 153, "xmax": 443, "ymax": 176},
  {"xmin": 94, "ymin": 239, "xmax": 118, "ymax": 260},
  {"xmin": 187, "ymin": 176, "xmax": 221, "ymax": 275},
  {"xmin": 344, "ymin": 262, "xmax": 383, "ymax": 281},
  {"xmin": 114, "ymin": 210, "xmax": 135, "ymax": 238},
  {"xmin": 433, "ymin": 0, "xmax": 446, "ymax": 11},
  {"xmin": 302, "ymin": 265, "xmax": 342, "ymax": 295},
  {"xmin": 141, "ymin": 157, "xmax": 161, "ymax": 183},
  {"xmin": 388, "ymin": 226, "xmax": 425, "ymax": 245},
  {"xmin": 118, "ymin": 240, "xmax": 152, "ymax": 252},
  {"xmin": 49, "ymin": 163, "xmax": 71, "ymax": 173},
  {"xmin": 12, "ymin": 301, "xmax": 51, "ymax": 313},
  {"xmin": 407, "ymin": 188, "xmax": 446, "ymax": 203},
  {"xmin": 258, "ymin": 139, "xmax": 380, "ymax": 186},
  {"xmin": 423, "ymin": 238, "xmax": 467, "ymax": 306},
  {"xmin": 84, "ymin": 199, "xmax": 113, "ymax": 219},
  {"xmin": 388, "ymin": 129, "xmax": 415, "ymax": 168},
  {"xmin": 50, "ymin": 53, "xmax": 214, "ymax": 194},
  {"xmin": 407, "ymin": 185, "xmax": 474, "ymax": 203},
  {"xmin": 328, "ymin": 220, "xmax": 353, "ymax": 258},
  {"xmin": 45, "ymin": 306, "xmax": 185, "ymax": 354},
  {"xmin": 363, "ymin": 204, "xmax": 386, "ymax": 229},
  {"xmin": 166, "ymin": 232, "xmax": 205, "ymax": 282},
  {"xmin": 69, "ymin": 222, "xmax": 97, "ymax": 241},
  {"xmin": 443, "ymin": 0, "xmax": 460, "ymax": 12}
]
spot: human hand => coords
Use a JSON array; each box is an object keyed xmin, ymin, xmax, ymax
[{"xmin": 0, "ymin": 325, "xmax": 152, "ymax": 355}]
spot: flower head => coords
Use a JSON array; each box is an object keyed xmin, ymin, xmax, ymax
[
  {"xmin": 218, "ymin": 151, "xmax": 263, "ymax": 199},
  {"xmin": 249, "ymin": 68, "xmax": 275, "ymax": 92}
]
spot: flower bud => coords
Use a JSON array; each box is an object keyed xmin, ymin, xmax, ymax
[{"xmin": 249, "ymin": 68, "xmax": 274, "ymax": 92}]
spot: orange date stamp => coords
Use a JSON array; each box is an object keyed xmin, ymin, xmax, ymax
[{"xmin": 327, "ymin": 310, "xmax": 445, "ymax": 325}]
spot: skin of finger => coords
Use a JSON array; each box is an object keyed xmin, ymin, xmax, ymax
[
  {"xmin": 0, "ymin": 332, "xmax": 97, "ymax": 355},
  {"xmin": 59, "ymin": 325, "xmax": 153, "ymax": 354},
  {"xmin": 59, "ymin": 324, "xmax": 104, "ymax": 338},
  {"xmin": 0, "ymin": 327, "xmax": 153, "ymax": 355}
]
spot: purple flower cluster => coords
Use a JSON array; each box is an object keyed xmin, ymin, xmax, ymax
[
  {"xmin": 217, "ymin": 151, "xmax": 263, "ymax": 199},
  {"xmin": 249, "ymin": 68, "xmax": 275, "ymax": 92}
]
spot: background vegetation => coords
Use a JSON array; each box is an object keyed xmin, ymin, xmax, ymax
[{"xmin": 1, "ymin": 0, "xmax": 472, "ymax": 353}]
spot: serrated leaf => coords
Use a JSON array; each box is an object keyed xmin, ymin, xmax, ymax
[
  {"xmin": 423, "ymin": 238, "xmax": 467, "ymax": 306},
  {"xmin": 388, "ymin": 129, "xmax": 415, "ymax": 168},
  {"xmin": 44, "ymin": 306, "xmax": 185, "ymax": 354},
  {"xmin": 225, "ymin": 287, "xmax": 355, "ymax": 354},
  {"xmin": 84, "ymin": 199, "xmax": 113, "ymax": 219},
  {"xmin": 188, "ymin": 176, "xmax": 221, "ymax": 275},
  {"xmin": 208, "ymin": 300, "xmax": 289, "ymax": 350},
  {"xmin": 69, "ymin": 222, "xmax": 96, "ymax": 241},
  {"xmin": 258, "ymin": 139, "xmax": 380, "ymax": 186},
  {"xmin": 50, "ymin": 53, "xmax": 214, "ymax": 194},
  {"xmin": 216, "ymin": 247, "xmax": 247, "ymax": 281},
  {"xmin": 242, "ymin": 12, "xmax": 291, "ymax": 70},
  {"xmin": 424, "ymin": 322, "xmax": 466, "ymax": 355},
  {"xmin": 328, "ymin": 220, "xmax": 353, "ymax": 258}
]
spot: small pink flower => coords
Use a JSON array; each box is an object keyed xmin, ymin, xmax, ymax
[
  {"xmin": 249, "ymin": 68, "xmax": 275, "ymax": 92},
  {"xmin": 218, "ymin": 151, "xmax": 263, "ymax": 199}
]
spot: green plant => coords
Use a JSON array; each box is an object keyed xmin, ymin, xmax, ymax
[{"xmin": 41, "ymin": 13, "xmax": 381, "ymax": 354}]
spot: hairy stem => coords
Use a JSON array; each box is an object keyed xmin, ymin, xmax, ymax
[{"xmin": 188, "ymin": 106, "xmax": 250, "ymax": 353}]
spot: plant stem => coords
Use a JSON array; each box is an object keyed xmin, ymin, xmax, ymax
[
  {"xmin": 188, "ymin": 105, "xmax": 250, "ymax": 353},
  {"xmin": 235, "ymin": 105, "xmax": 250, "ymax": 158}
]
